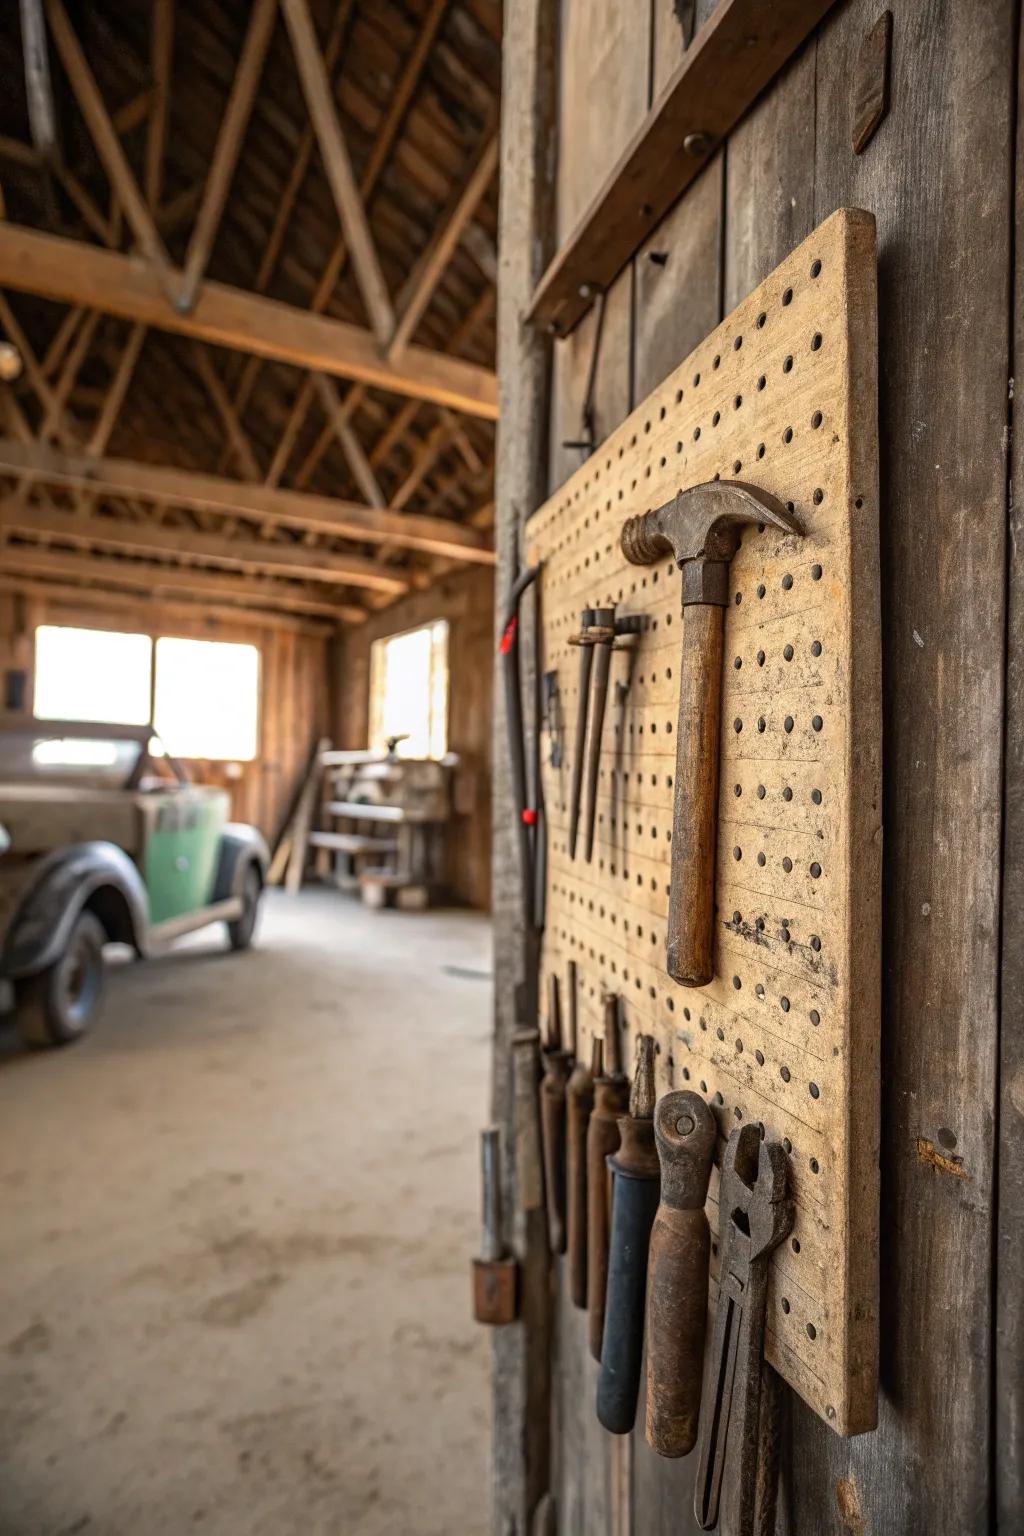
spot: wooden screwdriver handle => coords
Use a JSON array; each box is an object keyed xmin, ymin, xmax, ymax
[
  {"xmin": 586, "ymin": 1068, "xmax": 629, "ymax": 1358},
  {"xmin": 667, "ymin": 602, "xmax": 725, "ymax": 987},
  {"xmin": 645, "ymin": 1091, "xmax": 717, "ymax": 1457}
]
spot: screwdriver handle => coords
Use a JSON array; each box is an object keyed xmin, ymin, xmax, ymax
[
  {"xmin": 645, "ymin": 1091, "xmax": 716, "ymax": 1457},
  {"xmin": 596, "ymin": 1116, "xmax": 660, "ymax": 1434},
  {"xmin": 586, "ymin": 1070, "xmax": 629, "ymax": 1358},
  {"xmin": 566, "ymin": 1038, "xmax": 598, "ymax": 1308},
  {"xmin": 539, "ymin": 1049, "xmax": 572, "ymax": 1254}
]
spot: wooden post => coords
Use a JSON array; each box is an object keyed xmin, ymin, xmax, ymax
[{"xmin": 491, "ymin": 1, "xmax": 558, "ymax": 1531}]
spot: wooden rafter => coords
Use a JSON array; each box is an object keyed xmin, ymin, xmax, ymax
[
  {"xmin": 0, "ymin": 551, "xmax": 358, "ymax": 622},
  {"xmin": 0, "ymin": 501, "xmax": 408, "ymax": 595},
  {"xmin": 44, "ymin": 0, "xmax": 173, "ymax": 288},
  {"xmin": 190, "ymin": 343, "xmax": 260, "ymax": 481},
  {"xmin": 0, "ymin": 574, "xmax": 343, "ymax": 635},
  {"xmin": 387, "ymin": 130, "xmax": 498, "ymax": 361},
  {"xmin": 0, "ymin": 440, "xmax": 496, "ymax": 563},
  {"xmin": 311, "ymin": 372, "xmax": 384, "ymax": 508},
  {"xmin": 176, "ymin": 0, "xmax": 278, "ymax": 313},
  {"xmin": 280, "ymin": 0, "xmax": 394, "ymax": 347},
  {"xmin": 0, "ymin": 224, "xmax": 498, "ymax": 418},
  {"xmin": 144, "ymin": 0, "xmax": 174, "ymax": 209}
]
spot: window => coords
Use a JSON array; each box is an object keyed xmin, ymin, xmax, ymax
[
  {"xmin": 154, "ymin": 638, "xmax": 260, "ymax": 761},
  {"xmin": 33, "ymin": 625, "xmax": 153, "ymax": 725},
  {"xmin": 368, "ymin": 620, "xmax": 449, "ymax": 758},
  {"xmin": 33, "ymin": 626, "xmax": 261, "ymax": 761}
]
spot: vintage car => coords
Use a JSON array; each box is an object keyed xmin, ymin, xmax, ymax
[{"xmin": 0, "ymin": 718, "xmax": 268, "ymax": 1048}]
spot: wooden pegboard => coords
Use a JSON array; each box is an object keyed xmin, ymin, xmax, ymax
[{"xmin": 526, "ymin": 208, "xmax": 880, "ymax": 1436}]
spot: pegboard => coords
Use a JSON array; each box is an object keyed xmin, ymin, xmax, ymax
[{"xmin": 526, "ymin": 208, "xmax": 880, "ymax": 1437}]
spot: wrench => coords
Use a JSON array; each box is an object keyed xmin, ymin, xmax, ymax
[{"xmin": 694, "ymin": 1124, "xmax": 793, "ymax": 1536}]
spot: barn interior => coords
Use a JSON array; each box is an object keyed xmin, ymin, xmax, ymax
[{"xmin": 0, "ymin": 3, "xmax": 497, "ymax": 1532}]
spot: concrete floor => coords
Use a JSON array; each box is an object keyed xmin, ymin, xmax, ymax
[{"xmin": 0, "ymin": 890, "xmax": 493, "ymax": 1536}]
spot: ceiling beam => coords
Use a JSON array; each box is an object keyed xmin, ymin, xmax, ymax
[
  {"xmin": 0, "ymin": 223, "xmax": 498, "ymax": 418},
  {"xmin": 280, "ymin": 0, "xmax": 395, "ymax": 347},
  {"xmin": 145, "ymin": 0, "xmax": 174, "ymax": 208},
  {"xmin": 387, "ymin": 131, "xmax": 498, "ymax": 362},
  {"xmin": 177, "ymin": 0, "xmax": 277, "ymax": 313},
  {"xmin": 311, "ymin": 372, "xmax": 384, "ymax": 507},
  {"xmin": 0, "ymin": 499, "xmax": 407, "ymax": 594},
  {"xmin": 44, "ymin": 0, "xmax": 173, "ymax": 289},
  {"xmin": 0, "ymin": 439, "xmax": 495, "ymax": 563},
  {"xmin": 0, "ymin": 572, "xmax": 347, "ymax": 635},
  {"xmin": 0, "ymin": 545, "xmax": 357, "ymax": 617}
]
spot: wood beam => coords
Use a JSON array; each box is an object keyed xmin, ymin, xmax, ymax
[
  {"xmin": 0, "ymin": 500, "xmax": 408, "ymax": 594},
  {"xmin": 280, "ymin": 0, "xmax": 395, "ymax": 347},
  {"xmin": 44, "ymin": 0, "xmax": 173, "ymax": 286},
  {"xmin": 387, "ymin": 131, "xmax": 498, "ymax": 361},
  {"xmin": 145, "ymin": 0, "xmax": 174, "ymax": 208},
  {"xmin": 0, "ymin": 544, "xmax": 354, "ymax": 616},
  {"xmin": 177, "ymin": 0, "xmax": 278, "ymax": 312},
  {"xmin": 0, "ymin": 440, "xmax": 495, "ymax": 563},
  {"xmin": 87, "ymin": 323, "xmax": 146, "ymax": 456},
  {"xmin": 0, "ymin": 574, "xmax": 348, "ymax": 632},
  {"xmin": 190, "ymin": 343, "xmax": 260, "ymax": 480},
  {"xmin": 0, "ymin": 224, "xmax": 498, "ymax": 418},
  {"xmin": 311, "ymin": 372, "xmax": 384, "ymax": 507},
  {"xmin": 526, "ymin": 0, "xmax": 838, "ymax": 335}
]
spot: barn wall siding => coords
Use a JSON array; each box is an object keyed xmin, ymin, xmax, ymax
[{"xmin": 497, "ymin": 0, "xmax": 1019, "ymax": 1529}]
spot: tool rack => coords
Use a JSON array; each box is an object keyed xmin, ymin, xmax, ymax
[{"xmin": 525, "ymin": 209, "xmax": 881, "ymax": 1437}]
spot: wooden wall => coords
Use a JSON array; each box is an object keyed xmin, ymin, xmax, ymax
[
  {"xmin": 336, "ymin": 563, "xmax": 494, "ymax": 910},
  {"xmin": 496, "ymin": 0, "xmax": 1020, "ymax": 1531},
  {"xmin": 0, "ymin": 590, "xmax": 331, "ymax": 845}
]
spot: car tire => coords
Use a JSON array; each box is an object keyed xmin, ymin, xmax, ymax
[
  {"xmin": 227, "ymin": 866, "xmax": 261, "ymax": 952},
  {"xmin": 16, "ymin": 911, "xmax": 107, "ymax": 1048}
]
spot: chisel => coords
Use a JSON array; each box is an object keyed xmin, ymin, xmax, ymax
[
  {"xmin": 596, "ymin": 1034, "xmax": 660, "ymax": 1434},
  {"xmin": 539, "ymin": 971, "xmax": 571, "ymax": 1254},
  {"xmin": 471, "ymin": 1127, "xmax": 518, "ymax": 1325},
  {"xmin": 567, "ymin": 607, "xmax": 595, "ymax": 858},
  {"xmin": 566, "ymin": 971, "xmax": 598, "ymax": 1308},
  {"xmin": 587, "ymin": 994, "xmax": 628, "ymax": 1360},
  {"xmin": 583, "ymin": 604, "xmax": 616, "ymax": 863},
  {"xmin": 644, "ymin": 1089, "xmax": 716, "ymax": 1456}
]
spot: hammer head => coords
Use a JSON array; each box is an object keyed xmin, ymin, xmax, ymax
[{"xmin": 620, "ymin": 480, "xmax": 799, "ymax": 569}]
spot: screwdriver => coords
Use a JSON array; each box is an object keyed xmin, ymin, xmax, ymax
[{"xmin": 596, "ymin": 1034, "xmax": 660, "ymax": 1434}]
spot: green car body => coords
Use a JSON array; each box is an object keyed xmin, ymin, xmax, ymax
[{"xmin": 0, "ymin": 718, "xmax": 269, "ymax": 1047}]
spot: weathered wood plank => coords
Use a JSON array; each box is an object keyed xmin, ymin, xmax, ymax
[
  {"xmin": 492, "ymin": 0, "xmax": 559, "ymax": 1530},
  {"xmin": 997, "ymin": 9, "xmax": 1024, "ymax": 1529},
  {"xmin": 782, "ymin": 2, "xmax": 1013, "ymax": 1530}
]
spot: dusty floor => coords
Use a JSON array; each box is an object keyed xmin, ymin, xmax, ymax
[{"xmin": 0, "ymin": 889, "xmax": 493, "ymax": 1536}]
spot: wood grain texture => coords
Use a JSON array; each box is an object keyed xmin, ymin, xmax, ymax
[
  {"xmin": 527, "ymin": 208, "xmax": 881, "ymax": 1437},
  {"xmin": 779, "ymin": 3, "xmax": 1014, "ymax": 1532},
  {"xmin": 999, "ymin": 16, "xmax": 1024, "ymax": 1523}
]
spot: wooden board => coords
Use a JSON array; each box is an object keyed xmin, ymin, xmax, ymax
[{"xmin": 525, "ymin": 207, "xmax": 880, "ymax": 1436}]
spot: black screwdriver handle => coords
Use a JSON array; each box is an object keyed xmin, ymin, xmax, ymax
[{"xmin": 596, "ymin": 1126, "xmax": 661, "ymax": 1434}]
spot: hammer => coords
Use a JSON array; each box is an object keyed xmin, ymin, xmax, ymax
[{"xmin": 620, "ymin": 482, "xmax": 800, "ymax": 986}]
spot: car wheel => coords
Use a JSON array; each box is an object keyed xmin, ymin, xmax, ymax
[
  {"xmin": 227, "ymin": 866, "xmax": 261, "ymax": 952},
  {"xmin": 16, "ymin": 911, "xmax": 107, "ymax": 1048}
]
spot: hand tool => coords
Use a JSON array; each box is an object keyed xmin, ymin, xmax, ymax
[
  {"xmin": 644, "ymin": 1089, "xmax": 717, "ymax": 1457},
  {"xmin": 567, "ymin": 607, "xmax": 595, "ymax": 858},
  {"xmin": 621, "ymin": 482, "xmax": 801, "ymax": 986},
  {"xmin": 586, "ymin": 993, "xmax": 629, "ymax": 1359},
  {"xmin": 582, "ymin": 605, "xmax": 617, "ymax": 863},
  {"xmin": 693, "ymin": 1123, "xmax": 794, "ymax": 1536},
  {"xmin": 500, "ymin": 555, "xmax": 541, "ymax": 932},
  {"xmin": 596, "ymin": 1034, "xmax": 660, "ymax": 1434},
  {"xmin": 539, "ymin": 971, "xmax": 571, "ymax": 1254},
  {"xmin": 543, "ymin": 669, "xmax": 563, "ymax": 771},
  {"xmin": 566, "ymin": 969, "xmax": 598, "ymax": 1307},
  {"xmin": 471, "ymin": 1126, "xmax": 518, "ymax": 1325},
  {"xmin": 512, "ymin": 1026, "xmax": 545, "ymax": 1214}
]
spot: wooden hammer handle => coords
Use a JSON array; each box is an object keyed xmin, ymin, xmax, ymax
[
  {"xmin": 667, "ymin": 602, "xmax": 724, "ymax": 987},
  {"xmin": 645, "ymin": 1206, "xmax": 710, "ymax": 1456}
]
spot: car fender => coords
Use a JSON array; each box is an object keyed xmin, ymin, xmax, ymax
[
  {"xmin": 2, "ymin": 842, "xmax": 149, "ymax": 978},
  {"xmin": 211, "ymin": 824, "xmax": 270, "ymax": 903}
]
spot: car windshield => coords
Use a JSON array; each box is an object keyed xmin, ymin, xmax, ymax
[{"xmin": 0, "ymin": 727, "xmax": 147, "ymax": 789}]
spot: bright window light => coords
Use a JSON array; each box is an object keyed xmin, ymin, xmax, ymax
[
  {"xmin": 32, "ymin": 737, "xmax": 120, "ymax": 766},
  {"xmin": 368, "ymin": 620, "xmax": 449, "ymax": 758},
  {"xmin": 33, "ymin": 625, "xmax": 153, "ymax": 725},
  {"xmin": 154, "ymin": 637, "xmax": 259, "ymax": 761}
]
